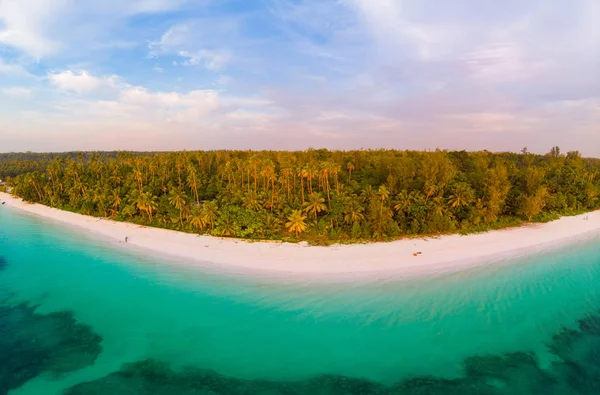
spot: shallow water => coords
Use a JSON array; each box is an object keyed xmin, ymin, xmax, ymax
[{"xmin": 2, "ymin": 207, "xmax": 600, "ymax": 394}]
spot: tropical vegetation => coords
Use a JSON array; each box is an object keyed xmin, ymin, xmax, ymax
[{"xmin": 2, "ymin": 147, "xmax": 599, "ymax": 244}]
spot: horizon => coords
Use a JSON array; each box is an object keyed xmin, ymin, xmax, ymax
[
  {"xmin": 1, "ymin": 1, "xmax": 599, "ymax": 154},
  {"xmin": 0, "ymin": 146, "xmax": 588, "ymax": 158}
]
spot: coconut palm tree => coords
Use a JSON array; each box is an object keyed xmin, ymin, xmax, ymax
[
  {"xmin": 346, "ymin": 162, "xmax": 355, "ymax": 183},
  {"xmin": 263, "ymin": 213, "xmax": 281, "ymax": 237},
  {"xmin": 447, "ymin": 182, "xmax": 474, "ymax": 209},
  {"xmin": 361, "ymin": 185, "xmax": 376, "ymax": 202},
  {"xmin": 186, "ymin": 167, "xmax": 200, "ymax": 205},
  {"xmin": 202, "ymin": 201, "xmax": 219, "ymax": 229},
  {"xmin": 285, "ymin": 210, "xmax": 307, "ymax": 236},
  {"xmin": 377, "ymin": 185, "xmax": 390, "ymax": 231},
  {"xmin": 135, "ymin": 191, "xmax": 158, "ymax": 221},
  {"xmin": 343, "ymin": 199, "xmax": 365, "ymax": 225},
  {"xmin": 242, "ymin": 193, "xmax": 263, "ymax": 211},
  {"xmin": 424, "ymin": 181, "xmax": 437, "ymax": 203},
  {"xmin": 217, "ymin": 215, "xmax": 236, "ymax": 236},
  {"xmin": 393, "ymin": 190, "xmax": 414, "ymax": 214},
  {"xmin": 169, "ymin": 189, "xmax": 188, "ymax": 227},
  {"xmin": 298, "ymin": 166, "xmax": 309, "ymax": 204},
  {"xmin": 111, "ymin": 189, "xmax": 122, "ymax": 214},
  {"xmin": 303, "ymin": 192, "xmax": 327, "ymax": 220},
  {"xmin": 189, "ymin": 208, "xmax": 206, "ymax": 233}
]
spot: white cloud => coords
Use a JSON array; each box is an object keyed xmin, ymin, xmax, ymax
[
  {"xmin": 17, "ymin": 67, "xmax": 290, "ymax": 150},
  {"xmin": 350, "ymin": 0, "xmax": 454, "ymax": 61},
  {"xmin": 43, "ymin": 73, "xmax": 231, "ymax": 124},
  {"xmin": 217, "ymin": 75, "xmax": 233, "ymax": 85},
  {"xmin": 118, "ymin": 87, "xmax": 220, "ymax": 120},
  {"xmin": 48, "ymin": 70, "xmax": 118, "ymax": 94},
  {"xmin": 2, "ymin": 87, "xmax": 33, "ymax": 99},
  {"xmin": 463, "ymin": 41, "xmax": 550, "ymax": 83},
  {"xmin": 149, "ymin": 22, "xmax": 235, "ymax": 71},
  {"xmin": 0, "ymin": 0, "xmax": 189, "ymax": 58},
  {"xmin": 149, "ymin": 24, "xmax": 190, "ymax": 53},
  {"xmin": 0, "ymin": 58, "xmax": 29, "ymax": 76},
  {"xmin": 0, "ymin": 0, "xmax": 64, "ymax": 58},
  {"xmin": 178, "ymin": 50, "xmax": 231, "ymax": 71}
]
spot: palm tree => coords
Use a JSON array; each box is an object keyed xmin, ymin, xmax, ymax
[
  {"xmin": 286, "ymin": 210, "xmax": 307, "ymax": 236},
  {"xmin": 92, "ymin": 188, "xmax": 108, "ymax": 217},
  {"xmin": 242, "ymin": 193, "xmax": 263, "ymax": 211},
  {"xmin": 320, "ymin": 162, "xmax": 331, "ymax": 204},
  {"xmin": 361, "ymin": 185, "xmax": 376, "ymax": 202},
  {"xmin": 343, "ymin": 199, "xmax": 365, "ymax": 225},
  {"xmin": 202, "ymin": 201, "xmax": 218, "ymax": 229},
  {"xmin": 262, "ymin": 213, "xmax": 281, "ymax": 237},
  {"xmin": 111, "ymin": 189, "xmax": 122, "ymax": 214},
  {"xmin": 347, "ymin": 162, "xmax": 355, "ymax": 183},
  {"xmin": 217, "ymin": 215, "xmax": 236, "ymax": 236},
  {"xmin": 377, "ymin": 185, "xmax": 390, "ymax": 230},
  {"xmin": 307, "ymin": 163, "xmax": 318, "ymax": 194},
  {"xmin": 378, "ymin": 185, "xmax": 390, "ymax": 203},
  {"xmin": 169, "ymin": 189, "xmax": 188, "ymax": 227},
  {"xmin": 186, "ymin": 167, "xmax": 200, "ymax": 205},
  {"xmin": 331, "ymin": 163, "xmax": 341, "ymax": 193},
  {"xmin": 133, "ymin": 167, "xmax": 143, "ymax": 193},
  {"xmin": 424, "ymin": 181, "xmax": 437, "ymax": 203},
  {"xmin": 393, "ymin": 190, "xmax": 413, "ymax": 214},
  {"xmin": 303, "ymin": 192, "xmax": 327, "ymax": 220},
  {"xmin": 298, "ymin": 166, "xmax": 309, "ymax": 204},
  {"xmin": 135, "ymin": 191, "xmax": 158, "ymax": 221},
  {"xmin": 447, "ymin": 182, "xmax": 474, "ymax": 209},
  {"xmin": 190, "ymin": 208, "xmax": 206, "ymax": 233},
  {"xmin": 431, "ymin": 196, "xmax": 446, "ymax": 218}
]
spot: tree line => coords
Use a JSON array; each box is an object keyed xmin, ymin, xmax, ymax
[{"xmin": 5, "ymin": 148, "xmax": 599, "ymax": 244}]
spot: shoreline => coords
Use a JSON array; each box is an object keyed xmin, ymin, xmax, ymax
[{"xmin": 2, "ymin": 191, "xmax": 600, "ymax": 279}]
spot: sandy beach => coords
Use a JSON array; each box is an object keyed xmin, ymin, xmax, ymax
[{"xmin": 2, "ymin": 191, "xmax": 600, "ymax": 279}]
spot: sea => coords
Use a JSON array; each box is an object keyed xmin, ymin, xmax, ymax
[{"xmin": 1, "ymin": 206, "xmax": 600, "ymax": 394}]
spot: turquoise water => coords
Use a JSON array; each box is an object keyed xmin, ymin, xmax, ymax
[{"xmin": 2, "ymin": 207, "xmax": 600, "ymax": 394}]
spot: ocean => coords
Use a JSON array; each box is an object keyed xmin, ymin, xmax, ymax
[{"xmin": 2, "ymin": 206, "xmax": 600, "ymax": 394}]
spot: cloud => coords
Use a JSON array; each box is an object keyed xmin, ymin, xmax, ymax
[
  {"xmin": 149, "ymin": 21, "xmax": 238, "ymax": 72},
  {"xmin": 462, "ymin": 41, "xmax": 550, "ymax": 84},
  {"xmin": 117, "ymin": 87, "xmax": 221, "ymax": 122},
  {"xmin": 177, "ymin": 50, "xmax": 231, "ymax": 71},
  {"xmin": 0, "ymin": 58, "xmax": 29, "ymax": 76},
  {"xmin": 350, "ymin": 0, "xmax": 453, "ymax": 62},
  {"xmin": 48, "ymin": 70, "xmax": 119, "ymax": 94},
  {"xmin": 1, "ymin": 87, "xmax": 33, "ymax": 99},
  {"xmin": 37, "ymin": 68, "xmax": 284, "ymax": 131},
  {"xmin": 149, "ymin": 24, "xmax": 190, "ymax": 52},
  {"xmin": 2, "ymin": 0, "xmax": 600, "ymax": 154},
  {"xmin": 0, "ymin": 0, "xmax": 189, "ymax": 58},
  {"xmin": 0, "ymin": 0, "xmax": 64, "ymax": 58}
]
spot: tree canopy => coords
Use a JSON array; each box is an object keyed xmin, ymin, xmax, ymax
[{"xmin": 6, "ymin": 148, "xmax": 600, "ymax": 244}]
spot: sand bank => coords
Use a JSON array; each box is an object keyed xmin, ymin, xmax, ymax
[{"xmin": 2, "ymin": 191, "xmax": 600, "ymax": 279}]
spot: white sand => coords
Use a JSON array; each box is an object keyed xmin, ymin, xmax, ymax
[{"xmin": 2, "ymin": 191, "xmax": 600, "ymax": 279}]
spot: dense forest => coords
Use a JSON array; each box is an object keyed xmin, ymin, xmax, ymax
[
  {"xmin": 3, "ymin": 147, "xmax": 599, "ymax": 244},
  {"xmin": 0, "ymin": 152, "xmax": 137, "ymax": 178}
]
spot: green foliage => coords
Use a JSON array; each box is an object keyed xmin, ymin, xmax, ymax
[{"xmin": 6, "ymin": 148, "xmax": 600, "ymax": 244}]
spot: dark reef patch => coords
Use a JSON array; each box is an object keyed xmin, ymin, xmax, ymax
[
  {"xmin": 0, "ymin": 256, "xmax": 7, "ymax": 271},
  {"xmin": 64, "ymin": 311, "xmax": 600, "ymax": 395},
  {"xmin": 0, "ymin": 303, "xmax": 102, "ymax": 395}
]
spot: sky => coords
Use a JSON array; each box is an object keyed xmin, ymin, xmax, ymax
[{"xmin": 0, "ymin": 0, "xmax": 599, "ymax": 154}]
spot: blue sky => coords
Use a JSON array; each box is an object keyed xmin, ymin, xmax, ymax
[{"xmin": 1, "ymin": 0, "xmax": 599, "ymax": 154}]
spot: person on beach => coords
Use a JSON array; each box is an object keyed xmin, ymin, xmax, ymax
[{"xmin": 125, "ymin": 237, "xmax": 128, "ymax": 243}]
